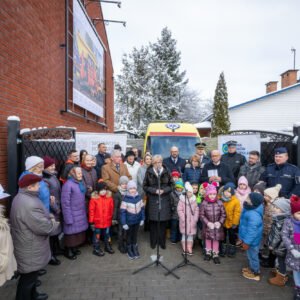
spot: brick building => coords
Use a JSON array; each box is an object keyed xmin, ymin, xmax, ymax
[{"xmin": 0, "ymin": 0, "xmax": 114, "ymax": 188}]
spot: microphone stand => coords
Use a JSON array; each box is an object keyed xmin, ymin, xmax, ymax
[
  {"xmin": 165, "ymin": 192, "xmax": 211, "ymax": 277},
  {"xmin": 133, "ymin": 168, "xmax": 179, "ymax": 279}
]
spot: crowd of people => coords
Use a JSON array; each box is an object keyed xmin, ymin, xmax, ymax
[{"xmin": 1, "ymin": 140, "xmax": 300, "ymax": 300}]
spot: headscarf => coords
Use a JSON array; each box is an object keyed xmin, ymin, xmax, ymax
[{"xmin": 69, "ymin": 167, "xmax": 86, "ymax": 194}]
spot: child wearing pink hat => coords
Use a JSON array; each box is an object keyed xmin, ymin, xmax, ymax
[
  {"xmin": 199, "ymin": 184, "xmax": 226, "ymax": 264},
  {"xmin": 235, "ymin": 176, "xmax": 251, "ymax": 207}
]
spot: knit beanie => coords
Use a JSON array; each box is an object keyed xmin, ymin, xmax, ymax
[
  {"xmin": 205, "ymin": 184, "xmax": 217, "ymax": 195},
  {"xmin": 175, "ymin": 180, "xmax": 184, "ymax": 189},
  {"xmin": 43, "ymin": 156, "xmax": 55, "ymax": 169},
  {"xmin": 249, "ymin": 192, "xmax": 263, "ymax": 208},
  {"xmin": 127, "ymin": 180, "xmax": 137, "ymax": 190},
  {"xmin": 25, "ymin": 156, "xmax": 44, "ymax": 171},
  {"xmin": 18, "ymin": 174, "xmax": 42, "ymax": 188},
  {"xmin": 272, "ymin": 197, "xmax": 291, "ymax": 214},
  {"xmin": 119, "ymin": 176, "xmax": 129, "ymax": 185},
  {"xmin": 291, "ymin": 195, "xmax": 300, "ymax": 214},
  {"xmin": 223, "ymin": 182, "xmax": 236, "ymax": 196},
  {"xmin": 185, "ymin": 182, "xmax": 193, "ymax": 193},
  {"xmin": 238, "ymin": 176, "xmax": 249, "ymax": 187},
  {"xmin": 253, "ymin": 181, "xmax": 266, "ymax": 195},
  {"xmin": 97, "ymin": 181, "xmax": 107, "ymax": 191},
  {"xmin": 171, "ymin": 170, "xmax": 180, "ymax": 178},
  {"xmin": 264, "ymin": 184, "xmax": 282, "ymax": 200}
]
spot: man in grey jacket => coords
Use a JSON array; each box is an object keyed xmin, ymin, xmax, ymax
[
  {"xmin": 238, "ymin": 150, "xmax": 265, "ymax": 189},
  {"xmin": 10, "ymin": 174, "xmax": 60, "ymax": 300}
]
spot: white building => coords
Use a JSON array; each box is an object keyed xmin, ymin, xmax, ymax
[{"xmin": 199, "ymin": 69, "xmax": 300, "ymax": 134}]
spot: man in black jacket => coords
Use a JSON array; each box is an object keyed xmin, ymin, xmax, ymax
[
  {"xmin": 95, "ymin": 143, "xmax": 107, "ymax": 178},
  {"xmin": 200, "ymin": 150, "xmax": 235, "ymax": 187},
  {"xmin": 163, "ymin": 146, "xmax": 186, "ymax": 175}
]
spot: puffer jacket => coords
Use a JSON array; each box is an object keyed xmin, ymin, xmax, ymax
[
  {"xmin": 120, "ymin": 193, "xmax": 145, "ymax": 226},
  {"xmin": 199, "ymin": 199, "xmax": 226, "ymax": 241},
  {"xmin": 282, "ymin": 217, "xmax": 300, "ymax": 271},
  {"xmin": 239, "ymin": 204, "xmax": 263, "ymax": 247},
  {"xmin": 89, "ymin": 195, "xmax": 114, "ymax": 229},
  {"xmin": 223, "ymin": 195, "xmax": 241, "ymax": 229},
  {"xmin": 267, "ymin": 213, "xmax": 289, "ymax": 257},
  {"xmin": 182, "ymin": 166, "xmax": 201, "ymax": 184},
  {"xmin": 143, "ymin": 166, "xmax": 173, "ymax": 221},
  {"xmin": 10, "ymin": 189, "xmax": 59, "ymax": 273}
]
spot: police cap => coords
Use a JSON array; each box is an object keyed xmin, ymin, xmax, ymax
[
  {"xmin": 226, "ymin": 140, "xmax": 237, "ymax": 147},
  {"xmin": 195, "ymin": 142, "xmax": 206, "ymax": 149},
  {"xmin": 274, "ymin": 147, "xmax": 288, "ymax": 155}
]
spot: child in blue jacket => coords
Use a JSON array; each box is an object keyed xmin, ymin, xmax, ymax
[
  {"xmin": 120, "ymin": 180, "xmax": 145, "ymax": 260},
  {"xmin": 239, "ymin": 192, "xmax": 264, "ymax": 281}
]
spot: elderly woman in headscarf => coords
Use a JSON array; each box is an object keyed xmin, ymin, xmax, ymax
[{"xmin": 61, "ymin": 166, "xmax": 88, "ymax": 260}]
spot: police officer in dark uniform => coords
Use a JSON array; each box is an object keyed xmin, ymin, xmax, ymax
[
  {"xmin": 221, "ymin": 140, "xmax": 246, "ymax": 181},
  {"xmin": 260, "ymin": 147, "xmax": 300, "ymax": 198},
  {"xmin": 194, "ymin": 142, "xmax": 210, "ymax": 170}
]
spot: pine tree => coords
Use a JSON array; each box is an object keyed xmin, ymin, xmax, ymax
[{"xmin": 211, "ymin": 72, "xmax": 230, "ymax": 137}]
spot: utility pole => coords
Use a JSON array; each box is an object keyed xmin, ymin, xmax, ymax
[{"xmin": 291, "ymin": 47, "xmax": 296, "ymax": 69}]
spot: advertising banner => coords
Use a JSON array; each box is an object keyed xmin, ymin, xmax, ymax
[
  {"xmin": 76, "ymin": 132, "xmax": 127, "ymax": 155},
  {"xmin": 73, "ymin": 0, "xmax": 105, "ymax": 117},
  {"xmin": 218, "ymin": 134, "xmax": 261, "ymax": 160}
]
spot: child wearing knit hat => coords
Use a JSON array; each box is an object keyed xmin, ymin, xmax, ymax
[
  {"xmin": 282, "ymin": 195, "xmax": 300, "ymax": 299},
  {"xmin": 261, "ymin": 184, "xmax": 282, "ymax": 267},
  {"xmin": 199, "ymin": 184, "xmax": 226, "ymax": 264},
  {"xmin": 240, "ymin": 192, "xmax": 264, "ymax": 281},
  {"xmin": 219, "ymin": 182, "xmax": 241, "ymax": 258},
  {"xmin": 177, "ymin": 182, "xmax": 199, "ymax": 255},
  {"xmin": 266, "ymin": 197, "xmax": 291, "ymax": 286},
  {"xmin": 235, "ymin": 176, "xmax": 251, "ymax": 208},
  {"xmin": 169, "ymin": 180, "xmax": 184, "ymax": 244}
]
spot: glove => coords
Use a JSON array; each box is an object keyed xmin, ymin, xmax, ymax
[
  {"xmin": 241, "ymin": 243, "xmax": 249, "ymax": 251},
  {"xmin": 207, "ymin": 222, "xmax": 215, "ymax": 230},
  {"xmin": 112, "ymin": 220, "xmax": 118, "ymax": 225},
  {"xmin": 231, "ymin": 225, "xmax": 238, "ymax": 230},
  {"xmin": 291, "ymin": 249, "xmax": 300, "ymax": 258},
  {"xmin": 214, "ymin": 222, "xmax": 221, "ymax": 229},
  {"xmin": 123, "ymin": 224, "xmax": 129, "ymax": 230},
  {"xmin": 90, "ymin": 224, "xmax": 95, "ymax": 231},
  {"xmin": 140, "ymin": 220, "xmax": 144, "ymax": 227}
]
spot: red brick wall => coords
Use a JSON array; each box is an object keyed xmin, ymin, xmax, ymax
[{"xmin": 0, "ymin": 0, "xmax": 114, "ymax": 188}]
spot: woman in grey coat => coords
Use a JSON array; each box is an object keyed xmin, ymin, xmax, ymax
[{"xmin": 10, "ymin": 174, "xmax": 60, "ymax": 300}]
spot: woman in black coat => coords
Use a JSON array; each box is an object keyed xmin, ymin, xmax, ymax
[{"xmin": 143, "ymin": 155, "xmax": 173, "ymax": 249}]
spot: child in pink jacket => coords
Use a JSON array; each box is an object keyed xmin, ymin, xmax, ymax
[{"xmin": 177, "ymin": 182, "xmax": 199, "ymax": 255}]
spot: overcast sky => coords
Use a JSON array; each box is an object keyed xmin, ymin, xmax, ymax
[{"xmin": 102, "ymin": 0, "xmax": 300, "ymax": 106}]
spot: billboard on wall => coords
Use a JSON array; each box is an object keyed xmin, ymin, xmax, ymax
[
  {"xmin": 73, "ymin": 0, "xmax": 105, "ymax": 117},
  {"xmin": 218, "ymin": 134, "xmax": 261, "ymax": 160}
]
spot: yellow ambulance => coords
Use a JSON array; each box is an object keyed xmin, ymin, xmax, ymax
[{"xmin": 144, "ymin": 122, "xmax": 201, "ymax": 160}]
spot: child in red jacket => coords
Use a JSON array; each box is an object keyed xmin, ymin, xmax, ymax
[{"xmin": 89, "ymin": 181, "xmax": 114, "ymax": 256}]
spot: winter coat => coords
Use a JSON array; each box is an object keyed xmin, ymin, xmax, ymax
[
  {"xmin": 20, "ymin": 171, "xmax": 50, "ymax": 211},
  {"xmin": 170, "ymin": 191, "xmax": 181, "ymax": 220},
  {"xmin": 282, "ymin": 217, "xmax": 300, "ymax": 271},
  {"xmin": 263, "ymin": 202, "xmax": 274, "ymax": 244},
  {"xmin": 89, "ymin": 195, "xmax": 114, "ymax": 229},
  {"xmin": 137, "ymin": 164, "xmax": 148, "ymax": 199},
  {"xmin": 81, "ymin": 167, "xmax": 98, "ymax": 199},
  {"xmin": 120, "ymin": 193, "xmax": 145, "ymax": 226},
  {"xmin": 10, "ymin": 189, "xmax": 59, "ymax": 274},
  {"xmin": 182, "ymin": 166, "xmax": 201, "ymax": 183},
  {"xmin": 238, "ymin": 162, "xmax": 265, "ymax": 189},
  {"xmin": 177, "ymin": 195, "xmax": 199, "ymax": 235},
  {"xmin": 239, "ymin": 204, "xmax": 263, "ymax": 247},
  {"xmin": 267, "ymin": 213, "xmax": 289, "ymax": 257},
  {"xmin": 200, "ymin": 161, "xmax": 235, "ymax": 187},
  {"xmin": 199, "ymin": 199, "xmax": 226, "ymax": 241},
  {"xmin": 221, "ymin": 152, "xmax": 246, "ymax": 180},
  {"xmin": 95, "ymin": 152, "xmax": 105, "ymax": 178},
  {"xmin": 163, "ymin": 156, "xmax": 186, "ymax": 175},
  {"xmin": 43, "ymin": 170, "xmax": 62, "ymax": 221},
  {"xmin": 223, "ymin": 195, "xmax": 241, "ymax": 229},
  {"xmin": 124, "ymin": 161, "xmax": 140, "ymax": 183},
  {"xmin": 101, "ymin": 162, "xmax": 132, "ymax": 193},
  {"xmin": 143, "ymin": 165, "xmax": 173, "ymax": 221},
  {"xmin": 113, "ymin": 190, "xmax": 124, "ymax": 221},
  {"xmin": 0, "ymin": 205, "xmax": 17, "ymax": 287},
  {"xmin": 61, "ymin": 179, "xmax": 88, "ymax": 235}
]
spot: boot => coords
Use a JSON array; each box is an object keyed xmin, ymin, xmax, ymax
[
  {"xmin": 269, "ymin": 268, "xmax": 278, "ymax": 277},
  {"xmin": 93, "ymin": 247, "xmax": 105, "ymax": 257},
  {"xmin": 64, "ymin": 248, "xmax": 77, "ymax": 260},
  {"xmin": 219, "ymin": 243, "xmax": 227, "ymax": 257},
  {"xmin": 34, "ymin": 292, "xmax": 48, "ymax": 300},
  {"xmin": 268, "ymin": 271, "xmax": 288, "ymax": 287},
  {"xmin": 294, "ymin": 286, "xmax": 300, "ymax": 300},
  {"xmin": 72, "ymin": 247, "xmax": 81, "ymax": 255},
  {"xmin": 181, "ymin": 241, "xmax": 187, "ymax": 255},
  {"xmin": 212, "ymin": 252, "xmax": 221, "ymax": 264},
  {"xmin": 132, "ymin": 244, "xmax": 140, "ymax": 259},
  {"xmin": 127, "ymin": 245, "xmax": 135, "ymax": 260},
  {"xmin": 204, "ymin": 249, "xmax": 212, "ymax": 261},
  {"xmin": 187, "ymin": 241, "xmax": 193, "ymax": 256},
  {"xmin": 227, "ymin": 245, "xmax": 236, "ymax": 258},
  {"xmin": 48, "ymin": 255, "xmax": 61, "ymax": 266},
  {"xmin": 53, "ymin": 236, "xmax": 64, "ymax": 256},
  {"xmin": 105, "ymin": 241, "xmax": 115, "ymax": 254}
]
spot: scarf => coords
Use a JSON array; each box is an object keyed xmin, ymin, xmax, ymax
[
  {"xmin": 81, "ymin": 163, "xmax": 92, "ymax": 171},
  {"xmin": 221, "ymin": 193, "xmax": 231, "ymax": 202},
  {"xmin": 205, "ymin": 195, "xmax": 217, "ymax": 203},
  {"xmin": 118, "ymin": 186, "xmax": 127, "ymax": 196},
  {"xmin": 175, "ymin": 190, "xmax": 182, "ymax": 197},
  {"xmin": 292, "ymin": 217, "xmax": 300, "ymax": 245},
  {"xmin": 69, "ymin": 176, "xmax": 86, "ymax": 194},
  {"xmin": 236, "ymin": 186, "xmax": 251, "ymax": 196}
]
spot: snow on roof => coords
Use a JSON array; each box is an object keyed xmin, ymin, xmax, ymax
[{"xmin": 194, "ymin": 121, "xmax": 211, "ymax": 129}]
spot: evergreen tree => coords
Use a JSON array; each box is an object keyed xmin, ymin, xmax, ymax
[{"xmin": 211, "ymin": 72, "xmax": 230, "ymax": 137}]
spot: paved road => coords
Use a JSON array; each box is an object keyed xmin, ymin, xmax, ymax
[{"xmin": 0, "ymin": 232, "xmax": 294, "ymax": 300}]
